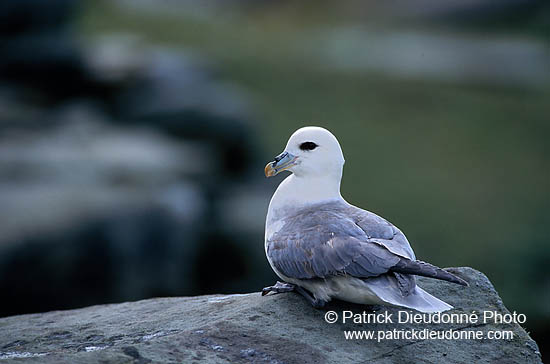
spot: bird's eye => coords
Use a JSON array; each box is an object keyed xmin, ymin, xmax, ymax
[{"xmin": 299, "ymin": 142, "xmax": 318, "ymax": 151}]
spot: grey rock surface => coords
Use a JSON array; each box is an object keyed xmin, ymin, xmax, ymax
[{"xmin": 0, "ymin": 267, "xmax": 542, "ymax": 364}]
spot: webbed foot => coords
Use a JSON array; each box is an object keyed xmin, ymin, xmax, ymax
[
  {"xmin": 262, "ymin": 281, "xmax": 327, "ymax": 309},
  {"xmin": 262, "ymin": 281, "xmax": 296, "ymax": 296}
]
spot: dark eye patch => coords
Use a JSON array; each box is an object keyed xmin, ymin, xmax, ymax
[{"xmin": 299, "ymin": 141, "xmax": 318, "ymax": 151}]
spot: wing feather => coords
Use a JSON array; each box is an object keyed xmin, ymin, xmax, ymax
[
  {"xmin": 267, "ymin": 204, "xmax": 402, "ymax": 280},
  {"xmin": 266, "ymin": 201, "xmax": 466, "ymax": 288}
]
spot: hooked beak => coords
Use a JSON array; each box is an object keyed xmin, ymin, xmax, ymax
[{"xmin": 264, "ymin": 151, "xmax": 298, "ymax": 177}]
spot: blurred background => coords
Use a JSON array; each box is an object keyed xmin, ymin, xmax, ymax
[{"xmin": 0, "ymin": 0, "xmax": 548, "ymax": 358}]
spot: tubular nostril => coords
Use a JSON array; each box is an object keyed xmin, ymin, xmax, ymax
[{"xmin": 273, "ymin": 152, "xmax": 288, "ymax": 165}]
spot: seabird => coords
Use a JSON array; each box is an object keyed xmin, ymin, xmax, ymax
[{"xmin": 262, "ymin": 126, "xmax": 467, "ymax": 312}]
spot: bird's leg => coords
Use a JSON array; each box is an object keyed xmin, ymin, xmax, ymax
[
  {"xmin": 262, "ymin": 281, "xmax": 296, "ymax": 296},
  {"xmin": 294, "ymin": 285, "xmax": 327, "ymax": 309}
]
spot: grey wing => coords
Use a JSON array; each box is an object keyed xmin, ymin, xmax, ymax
[
  {"xmin": 267, "ymin": 210, "xmax": 402, "ymax": 280},
  {"xmin": 349, "ymin": 206, "xmax": 416, "ymax": 260},
  {"xmin": 267, "ymin": 204, "xmax": 467, "ymax": 288},
  {"xmin": 350, "ymin": 206, "xmax": 467, "ymax": 286}
]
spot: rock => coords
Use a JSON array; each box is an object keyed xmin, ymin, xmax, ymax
[{"xmin": 0, "ymin": 267, "xmax": 542, "ymax": 364}]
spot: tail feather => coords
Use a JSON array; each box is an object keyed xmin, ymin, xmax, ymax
[
  {"xmin": 363, "ymin": 275, "xmax": 453, "ymax": 312},
  {"xmin": 391, "ymin": 259, "xmax": 468, "ymax": 286}
]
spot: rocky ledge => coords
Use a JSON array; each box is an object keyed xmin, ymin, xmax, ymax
[{"xmin": 0, "ymin": 267, "xmax": 543, "ymax": 363}]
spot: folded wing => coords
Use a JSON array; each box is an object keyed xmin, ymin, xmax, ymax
[{"xmin": 266, "ymin": 202, "xmax": 467, "ymax": 289}]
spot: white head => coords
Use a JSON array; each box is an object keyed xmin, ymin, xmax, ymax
[
  {"xmin": 265, "ymin": 126, "xmax": 345, "ymax": 179},
  {"xmin": 265, "ymin": 126, "xmax": 346, "ymax": 218}
]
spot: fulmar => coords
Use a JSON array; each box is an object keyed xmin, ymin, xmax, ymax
[{"xmin": 262, "ymin": 126, "xmax": 467, "ymax": 312}]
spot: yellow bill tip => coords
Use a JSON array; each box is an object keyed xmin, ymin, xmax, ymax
[{"xmin": 265, "ymin": 162, "xmax": 276, "ymax": 177}]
